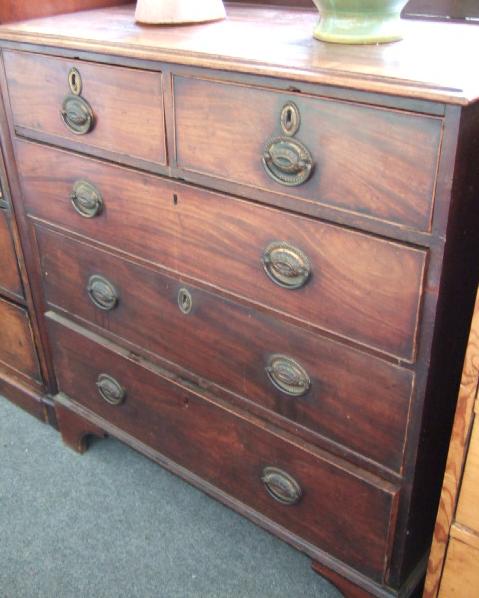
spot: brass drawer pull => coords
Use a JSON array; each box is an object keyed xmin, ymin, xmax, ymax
[
  {"xmin": 262, "ymin": 102, "xmax": 313, "ymax": 187},
  {"xmin": 70, "ymin": 180, "xmax": 103, "ymax": 218},
  {"xmin": 262, "ymin": 241, "xmax": 311, "ymax": 289},
  {"xmin": 96, "ymin": 373, "xmax": 126, "ymax": 406},
  {"xmin": 261, "ymin": 467, "xmax": 302, "ymax": 506},
  {"xmin": 61, "ymin": 95, "xmax": 94, "ymax": 135},
  {"xmin": 263, "ymin": 137, "xmax": 313, "ymax": 187},
  {"xmin": 87, "ymin": 275, "xmax": 118, "ymax": 311},
  {"xmin": 266, "ymin": 354, "xmax": 311, "ymax": 397}
]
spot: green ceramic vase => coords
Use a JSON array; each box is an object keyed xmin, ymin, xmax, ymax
[{"xmin": 312, "ymin": 0, "xmax": 408, "ymax": 44}]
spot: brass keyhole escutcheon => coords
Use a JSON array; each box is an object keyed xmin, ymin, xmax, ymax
[
  {"xmin": 68, "ymin": 67, "xmax": 82, "ymax": 96},
  {"xmin": 178, "ymin": 288, "xmax": 193, "ymax": 315},
  {"xmin": 280, "ymin": 102, "xmax": 300, "ymax": 137}
]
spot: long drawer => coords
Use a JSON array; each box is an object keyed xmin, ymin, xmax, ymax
[
  {"xmin": 0, "ymin": 207, "xmax": 23, "ymax": 298},
  {"xmin": 4, "ymin": 51, "xmax": 167, "ymax": 168},
  {"xmin": 173, "ymin": 75, "xmax": 442, "ymax": 232},
  {"xmin": 36, "ymin": 225, "xmax": 413, "ymax": 472},
  {"xmin": 48, "ymin": 313, "xmax": 399, "ymax": 581},
  {"xmin": 0, "ymin": 296, "xmax": 41, "ymax": 384},
  {"xmin": 18, "ymin": 140, "xmax": 426, "ymax": 361}
]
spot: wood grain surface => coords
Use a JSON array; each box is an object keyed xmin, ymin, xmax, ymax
[
  {"xmin": 36, "ymin": 224, "xmax": 414, "ymax": 473},
  {"xmin": 0, "ymin": 296, "xmax": 41, "ymax": 384},
  {"xmin": 438, "ymin": 536, "xmax": 479, "ymax": 597},
  {"xmin": 0, "ymin": 0, "xmax": 131, "ymax": 23},
  {"xmin": 3, "ymin": 51, "xmax": 166, "ymax": 167},
  {"xmin": 424, "ymin": 290, "xmax": 479, "ymax": 597},
  {"xmin": 48, "ymin": 312, "xmax": 399, "ymax": 582},
  {"xmin": 0, "ymin": 4, "xmax": 478, "ymax": 104},
  {"xmin": 173, "ymin": 75, "xmax": 442, "ymax": 232},
  {"xmin": 0, "ymin": 207, "xmax": 23, "ymax": 299},
  {"xmin": 17, "ymin": 141, "xmax": 426, "ymax": 361},
  {"xmin": 455, "ymin": 412, "xmax": 479, "ymax": 533}
]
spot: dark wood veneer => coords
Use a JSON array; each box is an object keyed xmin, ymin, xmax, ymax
[
  {"xmin": 48, "ymin": 313, "xmax": 399, "ymax": 582},
  {"xmin": 16, "ymin": 140, "xmax": 426, "ymax": 361},
  {"xmin": 1, "ymin": 5, "xmax": 478, "ymax": 597},
  {"xmin": 0, "ymin": 296, "xmax": 42, "ymax": 385},
  {"xmin": 173, "ymin": 74, "xmax": 442, "ymax": 233},
  {"xmin": 3, "ymin": 51, "xmax": 167, "ymax": 168},
  {"xmin": 36, "ymin": 224, "xmax": 414, "ymax": 474},
  {"xmin": 0, "ymin": 206, "xmax": 23, "ymax": 299}
]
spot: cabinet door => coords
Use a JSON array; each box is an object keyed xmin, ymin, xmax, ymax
[
  {"xmin": 0, "ymin": 204, "xmax": 23, "ymax": 299},
  {"xmin": 0, "ymin": 296, "xmax": 41, "ymax": 384}
]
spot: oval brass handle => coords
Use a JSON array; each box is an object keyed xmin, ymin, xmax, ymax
[
  {"xmin": 70, "ymin": 180, "xmax": 103, "ymax": 218},
  {"xmin": 87, "ymin": 275, "xmax": 118, "ymax": 311},
  {"xmin": 262, "ymin": 241, "xmax": 311, "ymax": 290},
  {"xmin": 96, "ymin": 373, "xmax": 126, "ymax": 406},
  {"xmin": 266, "ymin": 354, "xmax": 311, "ymax": 397},
  {"xmin": 61, "ymin": 94, "xmax": 94, "ymax": 135},
  {"xmin": 261, "ymin": 467, "xmax": 302, "ymax": 506},
  {"xmin": 262, "ymin": 136, "xmax": 313, "ymax": 187}
]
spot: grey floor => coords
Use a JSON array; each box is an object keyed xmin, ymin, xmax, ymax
[{"xmin": 0, "ymin": 397, "xmax": 341, "ymax": 598}]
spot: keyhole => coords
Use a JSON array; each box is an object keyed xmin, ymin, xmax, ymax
[
  {"xmin": 68, "ymin": 67, "xmax": 82, "ymax": 95},
  {"xmin": 285, "ymin": 108, "xmax": 292, "ymax": 129},
  {"xmin": 178, "ymin": 288, "xmax": 192, "ymax": 314},
  {"xmin": 280, "ymin": 103, "xmax": 299, "ymax": 137}
]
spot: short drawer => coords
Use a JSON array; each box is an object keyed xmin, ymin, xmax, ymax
[
  {"xmin": 18, "ymin": 141, "xmax": 426, "ymax": 360},
  {"xmin": 0, "ymin": 207, "xmax": 23, "ymax": 299},
  {"xmin": 37, "ymin": 225, "xmax": 413, "ymax": 472},
  {"xmin": 173, "ymin": 76, "xmax": 442, "ymax": 232},
  {"xmin": 0, "ymin": 296, "xmax": 41, "ymax": 383},
  {"xmin": 4, "ymin": 51, "xmax": 166, "ymax": 168},
  {"xmin": 48, "ymin": 313, "xmax": 399, "ymax": 581}
]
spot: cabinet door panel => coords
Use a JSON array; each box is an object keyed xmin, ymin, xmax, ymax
[
  {"xmin": 0, "ymin": 296, "xmax": 41, "ymax": 383},
  {"xmin": 0, "ymin": 208, "xmax": 23, "ymax": 299}
]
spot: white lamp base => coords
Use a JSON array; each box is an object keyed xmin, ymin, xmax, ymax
[{"xmin": 135, "ymin": 0, "xmax": 226, "ymax": 24}]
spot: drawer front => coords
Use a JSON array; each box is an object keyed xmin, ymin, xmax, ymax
[
  {"xmin": 0, "ymin": 207, "xmax": 23, "ymax": 298},
  {"xmin": 173, "ymin": 76, "xmax": 442, "ymax": 232},
  {"xmin": 0, "ymin": 296, "xmax": 41, "ymax": 383},
  {"xmin": 18, "ymin": 141, "xmax": 426, "ymax": 360},
  {"xmin": 48, "ymin": 313, "xmax": 399, "ymax": 581},
  {"xmin": 455, "ymin": 417, "xmax": 479, "ymax": 533},
  {"xmin": 37, "ymin": 225, "xmax": 413, "ymax": 472},
  {"xmin": 4, "ymin": 51, "xmax": 166, "ymax": 167}
]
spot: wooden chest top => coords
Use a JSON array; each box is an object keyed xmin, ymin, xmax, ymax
[{"xmin": 0, "ymin": 3, "xmax": 478, "ymax": 105}]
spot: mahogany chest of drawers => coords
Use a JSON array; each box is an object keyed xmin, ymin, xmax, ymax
[{"xmin": 0, "ymin": 4, "xmax": 478, "ymax": 597}]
